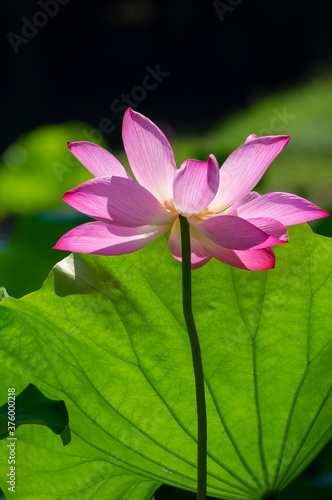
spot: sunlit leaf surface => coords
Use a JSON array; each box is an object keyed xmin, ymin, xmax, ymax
[{"xmin": 0, "ymin": 224, "xmax": 331, "ymax": 500}]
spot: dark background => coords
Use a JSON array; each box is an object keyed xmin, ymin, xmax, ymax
[
  {"xmin": 2, "ymin": 0, "xmax": 332, "ymax": 150},
  {"xmin": 2, "ymin": 0, "xmax": 332, "ymax": 498}
]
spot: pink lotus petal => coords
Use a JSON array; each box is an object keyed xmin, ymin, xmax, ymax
[
  {"xmin": 173, "ymin": 155, "xmax": 219, "ymax": 217},
  {"xmin": 122, "ymin": 108, "xmax": 177, "ymax": 205},
  {"xmin": 191, "ymin": 226, "xmax": 276, "ymax": 270},
  {"xmin": 194, "ymin": 214, "xmax": 286, "ymax": 250},
  {"xmin": 245, "ymin": 217, "xmax": 289, "ymax": 242},
  {"xmin": 168, "ymin": 217, "xmax": 212, "ymax": 269},
  {"xmin": 207, "ymin": 135, "xmax": 290, "ymax": 213},
  {"xmin": 209, "ymin": 245, "xmax": 276, "ymax": 271},
  {"xmin": 245, "ymin": 134, "xmax": 259, "ymax": 144},
  {"xmin": 236, "ymin": 192, "xmax": 329, "ymax": 225},
  {"xmin": 63, "ymin": 176, "xmax": 176, "ymax": 227},
  {"xmin": 53, "ymin": 221, "xmax": 170, "ymax": 255},
  {"xmin": 68, "ymin": 142, "xmax": 131, "ymax": 179},
  {"xmin": 224, "ymin": 191, "xmax": 261, "ymax": 215}
]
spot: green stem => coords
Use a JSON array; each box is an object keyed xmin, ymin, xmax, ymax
[{"xmin": 179, "ymin": 215, "xmax": 207, "ymax": 500}]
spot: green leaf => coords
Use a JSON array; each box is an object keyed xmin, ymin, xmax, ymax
[
  {"xmin": 0, "ymin": 224, "xmax": 331, "ymax": 499},
  {"xmin": 0, "ymin": 383, "xmax": 70, "ymax": 445}
]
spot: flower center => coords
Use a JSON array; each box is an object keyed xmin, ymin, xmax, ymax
[{"xmin": 163, "ymin": 200, "xmax": 177, "ymax": 213}]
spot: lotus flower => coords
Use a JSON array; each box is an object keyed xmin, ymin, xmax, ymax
[{"xmin": 54, "ymin": 109, "xmax": 328, "ymax": 270}]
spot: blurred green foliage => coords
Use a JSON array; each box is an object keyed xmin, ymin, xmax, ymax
[{"xmin": 0, "ymin": 123, "xmax": 101, "ymax": 216}]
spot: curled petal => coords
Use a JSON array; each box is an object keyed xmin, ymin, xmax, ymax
[
  {"xmin": 53, "ymin": 221, "xmax": 170, "ymax": 255},
  {"xmin": 173, "ymin": 155, "xmax": 220, "ymax": 217},
  {"xmin": 68, "ymin": 142, "xmax": 131, "ymax": 179},
  {"xmin": 192, "ymin": 227, "xmax": 276, "ymax": 270},
  {"xmin": 208, "ymin": 245, "xmax": 276, "ymax": 271},
  {"xmin": 168, "ymin": 217, "xmax": 212, "ymax": 269},
  {"xmin": 235, "ymin": 192, "xmax": 329, "ymax": 225},
  {"xmin": 122, "ymin": 108, "xmax": 176, "ymax": 205},
  {"xmin": 194, "ymin": 214, "xmax": 286, "ymax": 250},
  {"xmin": 224, "ymin": 191, "xmax": 261, "ymax": 215},
  {"xmin": 245, "ymin": 217, "xmax": 289, "ymax": 242},
  {"xmin": 207, "ymin": 135, "xmax": 290, "ymax": 213},
  {"xmin": 245, "ymin": 134, "xmax": 259, "ymax": 144},
  {"xmin": 63, "ymin": 176, "xmax": 176, "ymax": 227}
]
